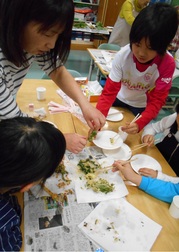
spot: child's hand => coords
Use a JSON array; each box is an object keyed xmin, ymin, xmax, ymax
[
  {"xmin": 112, "ymin": 160, "xmax": 142, "ymax": 186},
  {"xmin": 142, "ymin": 135, "xmax": 155, "ymax": 146},
  {"xmin": 138, "ymin": 168, "xmax": 158, "ymax": 178},
  {"xmin": 64, "ymin": 133, "xmax": 87, "ymax": 154},
  {"xmin": 121, "ymin": 122, "xmax": 139, "ymax": 134}
]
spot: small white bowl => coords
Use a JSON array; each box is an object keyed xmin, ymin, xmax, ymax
[
  {"xmin": 118, "ymin": 126, "xmax": 128, "ymax": 142},
  {"xmin": 43, "ymin": 120, "xmax": 58, "ymax": 128}
]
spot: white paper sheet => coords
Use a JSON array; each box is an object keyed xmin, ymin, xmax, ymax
[
  {"xmin": 75, "ymin": 167, "xmax": 129, "ymax": 203},
  {"xmin": 78, "ymin": 198, "xmax": 162, "ymax": 251}
]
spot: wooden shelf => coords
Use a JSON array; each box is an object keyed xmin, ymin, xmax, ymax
[
  {"xmin": 71, "ymin": 40, "xmax": 94, "ymax": 50},
  {"xmin": 74, "ymin": 1, "xmax": 99, "ymax": 6}
]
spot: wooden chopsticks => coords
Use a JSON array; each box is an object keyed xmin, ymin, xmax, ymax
[
  {"xmin": 130, "ymin": 113, "xmax": 142, "ymax": 124},
  {"xmin": 95, "ymin": 157, "xmax": 138, "ymax": 174},
  {"xmin": 110, "ymin": 133, "xmax": 120, "ymax": 144},
  {"xmin": 131, "ymin": 138, "xmax": 160, "ymax": 152},
  {"xmin": 130, "ymin": 143, "xmax": 148, "ymax": 152},
  {"xmin": 94, "ymin": 165, "xmax": 113, "ymax": 174},
  {"xmin": 110, "ymin": 114, "xmax": 141, "ymax": 144},
  {"xmin": 43, "ymin": 185, "xmax": 60, "ymax": 201}
]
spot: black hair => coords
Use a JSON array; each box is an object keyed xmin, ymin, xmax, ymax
[
  {"xmin": 130, "ymin": 3, "xmax": 178, "ymax": 55},
  {"xmin": 170, "ymin": 103, "xmax": 179, "ymax": 133},
  {"xmin": 0, "ymin": 0, "xmax": 74, "ymax": 66},
  {"xmin": 0, "ymin": 117, "xmax": 66, "ymax": 188},
  {"xmin": 175, "ymin": 103, "xmax": 179, "ymax": 114}
]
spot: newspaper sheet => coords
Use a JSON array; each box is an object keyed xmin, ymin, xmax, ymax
[
  {"xmin": 89, "ymin": 49, "xmax": 117, "ymax": 73},
  {"xmin": 24, "ymin": 190, "xmax": 99, "ymax": 251},
  {"xmin": 24, "ymin": 146, "xmax": 109, "ymax": 252}
]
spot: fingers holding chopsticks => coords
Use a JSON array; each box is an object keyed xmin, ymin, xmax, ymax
[
  {"xmin": 112, "ymin": 158, "xmax": 137, "ymax": 172},
  {"xmin": 121, "ymin": 113, "xmax": 142, "ymax": 134},
  {"xmin": 122, "ymin": 122, "xmax": 139, "ymax": 134},
  {"xmin": 112, "ymin": 159, "xmax": 142, "ymax": 186},
  {"xmin": 112, "ymin": 160, "xmax": 127, "ymax": 172},
  {"xmin": 142, "ymin": 134, "xmax": 155, "ymax": 146}
]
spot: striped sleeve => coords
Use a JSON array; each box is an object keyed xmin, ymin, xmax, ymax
[
  {"xmin": 0, "ymin": 50, "xmax": 29, "ymax": 120},
  {"xmin": 0, "ymin": 49, "xmax": 62, "ymax": 119},
  {"xmin": 0, "ymin": 195, "xmax": 22, "ymax": 251}
]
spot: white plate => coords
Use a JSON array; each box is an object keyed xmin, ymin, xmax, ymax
[
  {"xmin": 131, "ymin": 154, "xmax": 162, "ymax": 174},
  {"xmin": 93, "ymin": 130, "xmax": 123, "ymax": 150},
  {"xmin": 42, "ymin": 120, "xmax": 58, "ymax": 128},
  {"xmin": 106, "ymin": 108, "xmax": 123, "ymax": 122},
  {"xmin": 102, "ymin": 143, "xmax": 132, "ymax": 160}
]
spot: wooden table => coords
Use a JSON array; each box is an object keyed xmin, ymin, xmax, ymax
[
  {"xmin": 17, "ymin": 79, "xmax": 179, "ymax": 251},
  {"xmin": 87, "ymin": 48, "xmax": 117, "ymax": 81}
]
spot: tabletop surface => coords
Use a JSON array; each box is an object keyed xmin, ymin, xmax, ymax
[
  {"xmin": 87, "ymin": 48, "xmax": 117, "ymax": 76},
  {"xmin": 17, "ymin": 79, "xmax": 179, "ymax": 251}
]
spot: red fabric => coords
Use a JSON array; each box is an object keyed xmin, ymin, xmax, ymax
[
  {"xmin": 96, "ymin": 77, "xmax": 121, "ymax": 117},
  {"xmin": 136, "ymin": 86, "xmax": 170, "ymax": 131}
]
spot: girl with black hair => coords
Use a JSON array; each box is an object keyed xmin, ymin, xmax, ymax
[
  {"xmin": 97, "ymin": 3, "xmax": 178, "ymax": 134},
  {"xmin": 0, "ymin": 0, "xmax": 105, "ymax": 154},
  {"xmin": 0, "ymin": 117, "xmax": 66, "ymax": 251},
  {"xmin": 142, "ymin": 103, "xmax": 179, "ymax": 176}
]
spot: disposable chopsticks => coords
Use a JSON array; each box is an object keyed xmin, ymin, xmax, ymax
[
  {"xmin": 130, "ymin": 113, "xmax": 142, "ymax": 124},
  {"xmin": 131, "ymin": 138, "xmax": 160, "ymax": 152},
  {"xmin": 95, "ymin": 157, "xmax": 138, "ymax": 174},
  {"xmin": 43, "ymin": 185, "xmax": 60, "ymax": 201},
  {"xmin": 130, "ymin": 143, "xmax": 148, "ymax": 152},
  {"xmin": 110, "ymin": 133, "xmax": 120, "ymax": 144}
]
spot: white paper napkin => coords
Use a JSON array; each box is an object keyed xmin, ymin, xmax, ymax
[
  {"xmin": 78, "ymin": 198, "xmax": 162, "ymax": 251},
  {"xmin": 75, "ymin": 158, "xmax": 128, "ymax": 203}
]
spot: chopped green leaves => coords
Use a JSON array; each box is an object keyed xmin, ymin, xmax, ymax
[{"xmin": 88, "ymin": 130, "xmax": 97, "ymax": 142}]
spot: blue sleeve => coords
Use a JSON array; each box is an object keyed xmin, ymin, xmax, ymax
[{"xmin": 139, "ymin": 176, "xmax": 179, "ymax": 203}]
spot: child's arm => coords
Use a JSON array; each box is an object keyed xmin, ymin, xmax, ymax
[
  {"xmin": 112, "ymin": 160, "xmax": 142, "ymax": 186},
  {"xmin": 0, "ymin": 195, "xmax": 22, "ymax": 251},
  {"xmin": 139, "ymin": 176, "xmax": 179, "ymax": 203},
  {"xmin": 138, "ymin": 168, "xmax": 179, "ymax": 183},
  {"xmin": 96, "ymin": 77, "xmax": 122, "ymax": 117},
  {"xmin": 157, "ymin": 171, "xmax": 179, "ymax": 184},
  {"xmin": 112, "ymin": 161, "xmax": 179, "ymax": 203},
  {"xmin": 141, "ymin": 113, "xmax": 176, "ymax": 142},
  {"xmin": 135, "ymin": 56, "xmax": 175, "ymax": 131},
  {"xmin": 136, "ymin": 87, "xmax": 170, "ymax": 131}
]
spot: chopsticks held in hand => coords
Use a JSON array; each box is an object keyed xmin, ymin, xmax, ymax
[
  {"xmin": 130, "ymin": 113, "xmax": 142, "ymax": 124},
  {"xmin": 95, "ymin": 157, "xmax": 138, "ymax": 174},
  {"xmin": 130, "ymin": 143, "xmax": 148, "ymax": 152},
  {"xmin": 131, "ymin": 138, "xmax": 160, "ymax": 152},
  {"xmin": 95, "ymin": 165, "xmax": 113, "ymax": 174}
]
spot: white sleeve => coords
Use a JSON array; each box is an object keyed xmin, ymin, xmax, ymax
[
  {"xmin": 142, "ymin": 113, "xmax": 177, "ymax": 140},
  {"xmin": 157, "ymin": 171, "xmax": 179, "ymax": 184}
]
